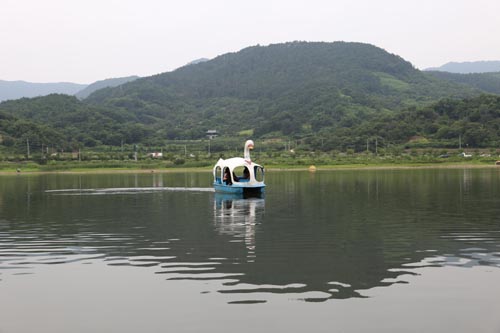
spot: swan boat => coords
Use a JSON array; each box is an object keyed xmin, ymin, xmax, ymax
[{"xmin": 213, "ymin": 140, "xmax": 266, "ymax": 195}]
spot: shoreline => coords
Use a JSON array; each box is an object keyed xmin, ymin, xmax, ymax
[{"xmin": 1, "ymin": 163, "xmax": 498, "ymax": 175}]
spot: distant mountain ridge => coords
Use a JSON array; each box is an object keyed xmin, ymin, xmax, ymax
[
  {"xmin": 0, "ymin": 76, "xmax": 141, "ymax": 102},
  {"xmin": 0, "ymin": 80, "xmax": 86, "ymax": 102},
  {"xmin": 425, "ymin": 61, "xmax": 500, "ymax": 73},
  {"xmin": 75, "ymin": 76, "xmax": 139, "ymax": 99},
  {"xmin": 185, "ymin": 58, "xmax": 210, "ymax": 66}
]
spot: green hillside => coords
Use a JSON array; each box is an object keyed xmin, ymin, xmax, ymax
[
  {"xmin": 310, "ymin": 94, "xmax": 500, "ymax": 151},
  {"xmin": 0, "ymin": 109, "xmax": 64, "ymax": 150},
  {"xmin": 0, "ymin": 94, "xmax": 150, "ymax": 151},
  {"xmin": 426, "ymin": 71, "xmax": 500, "ymax": 95}
]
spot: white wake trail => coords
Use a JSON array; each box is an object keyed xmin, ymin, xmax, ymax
[{"xmin": 45, "ymin": 187, "xmax": 215, "ymax": 195}]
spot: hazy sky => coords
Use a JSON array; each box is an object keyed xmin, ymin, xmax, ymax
[{"xmin": 2, "ymin": 0, "xmax": 499, "ymax": 83}]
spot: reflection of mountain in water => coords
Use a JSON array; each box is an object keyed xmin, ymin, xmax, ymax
[{"xmin": 1, "ymin": 170, "xmax": 500, "ymax": 303}]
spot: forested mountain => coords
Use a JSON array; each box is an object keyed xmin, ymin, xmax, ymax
[
  {"xmin": 0, "ymin": 94, "xmax": 149, "ymax": 151},
  {"xmin": 0, "ymin": 108, "xmax": 65, "ymax": 149},
  {"xmin": 311, "ymin": 94, "xmax": 500, "ymax": 150},
  {"xmin": 2, "ymin": 93, "xmax": 499, "ymax": 153},
  {"xmin": 2, "ymin": 41, "xmax": 499, "ymax": 153},
  {"xmin": 425, "ymin": 61, "xmax": 500, "ymax": 74},
  {"xmin": 85, "ymin": 41, "xmax": 477, "ymax": 139},
  {"xmin": 0, "ymin": 80, "xmax": 87, "ymax": 102},
  {"xmin": 75, "ymin": 76, "xmax": 139, "ymax": 99},
  {"xmin": 426, "ymin": 71, "xmax": 500, "ymax": 95}
]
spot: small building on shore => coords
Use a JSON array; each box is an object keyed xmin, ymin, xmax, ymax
[
  {"xmin": 148, "ymin": 152, "xmax": 163, "ymax": 158},
  {"xmin": 206, "ymin": 130, "xmax": 218, "ymax": 139}
]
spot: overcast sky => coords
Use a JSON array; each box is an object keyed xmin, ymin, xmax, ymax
[{"xmin": 1, "ymin": 0, "xmax": 499, "ymax": 83}]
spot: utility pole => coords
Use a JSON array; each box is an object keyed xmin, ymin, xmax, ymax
[
  {"xmin": 459, "ymin": 134, "xmax": 462, "ymax": 149},
  {"xmin": 26, "ymin": 138, "xmax": 30, "ymax": 159},
  {"xmin": 375, "ymin": 138, "xmax": 378, "ymax": 155},
  {"xmin": 366, "ymin": 138, "xmax": 369, "ymax": 153}
]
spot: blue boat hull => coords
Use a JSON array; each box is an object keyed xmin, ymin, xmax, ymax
[{"xmin": 213, "ymin": 183, "xmax": 265, "ymax": 195}]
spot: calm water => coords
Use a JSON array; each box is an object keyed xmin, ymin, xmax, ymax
[{"xmin": 1, "ymin": 169, "xmax": 500, "ymax": 332}]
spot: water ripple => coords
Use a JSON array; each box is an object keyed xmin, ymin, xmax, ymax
[{"xmin": 45, "ymin": 187, "xmax": 214, "ymax": 195}]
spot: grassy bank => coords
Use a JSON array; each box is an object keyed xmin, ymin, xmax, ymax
[{"xmin": 1, "ymin": 154, "xmax": 498, "ymax": 174}]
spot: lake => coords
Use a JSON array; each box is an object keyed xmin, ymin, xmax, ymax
[{"xmin": 1, "ymin": 168, "xmax": 500, "ymax": 332}]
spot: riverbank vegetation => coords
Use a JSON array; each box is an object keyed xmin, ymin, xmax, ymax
[{"xmin": 1, "ymin": 141, "xmax": 498, "ymax": 173}]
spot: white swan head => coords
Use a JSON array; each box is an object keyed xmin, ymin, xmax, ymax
[{"xmin": 244, "ymin": 140, "xmax": 254, "ymax": 161}]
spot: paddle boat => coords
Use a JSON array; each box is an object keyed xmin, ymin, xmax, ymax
[{"xmin": 213, "ymin": 140, "xmax": 265, "ymax": 195}]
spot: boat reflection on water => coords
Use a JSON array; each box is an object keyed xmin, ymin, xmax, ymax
[{"xmin": 214, "ymin": 193, "xmax": 265, "ymax": 260}]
